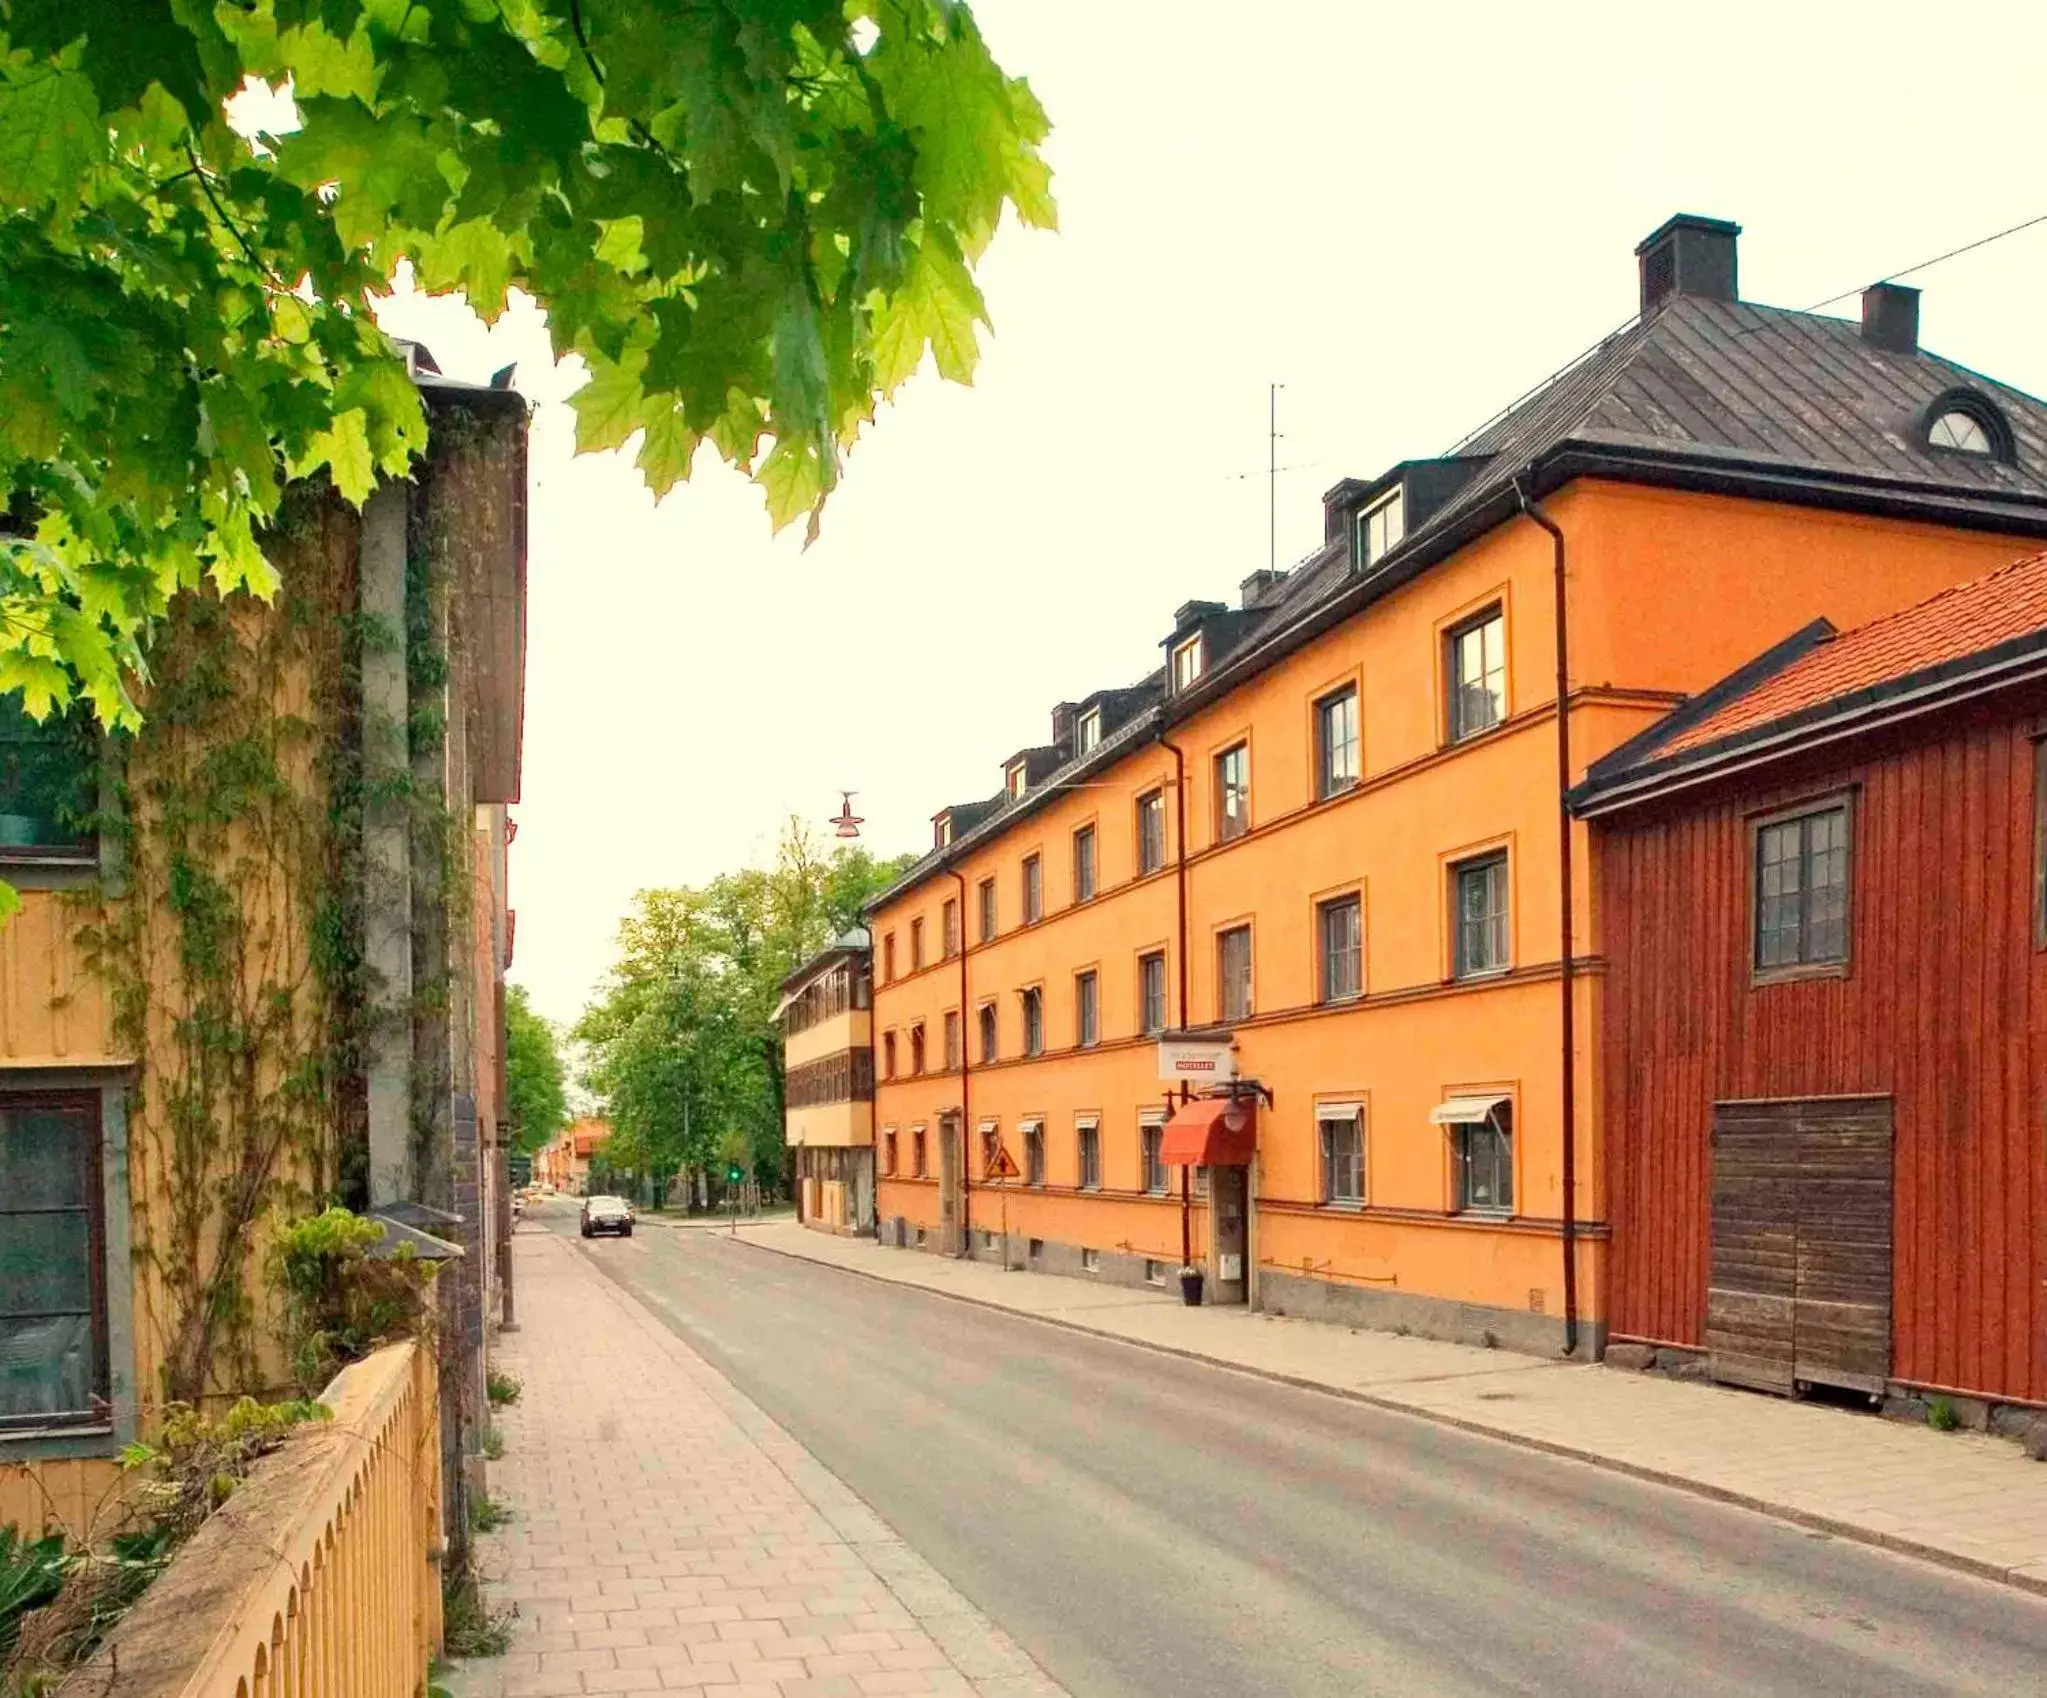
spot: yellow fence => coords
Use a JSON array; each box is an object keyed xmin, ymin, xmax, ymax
[{"xmin": 63, "ymin": 1340, "xmax": 443, "ymax": 1698}]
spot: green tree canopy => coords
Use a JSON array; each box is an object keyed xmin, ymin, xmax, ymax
[
  {"xmin": 576, "ymin": 821, "xmax": 909, "ymax": 1191},
  {"xmin": 504, "ymin": 982, "xmax": 569, "ymax": 1154},
  {"xmin": 0, "ymin": 0, "xmax": 1053, "ymax": 739}
]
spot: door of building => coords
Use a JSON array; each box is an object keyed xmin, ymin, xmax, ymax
[
  {"xmin": 1207, "ymin": 1165, "xmax": 1249, "ymax": 1304},
  {"xmin": 938, "ymin": 1111, "xmax": 963, "ymax": 1255},
  {"xmin": 1706, "ymin": 1096, "xmax": 1893, "ymax": 1396}
]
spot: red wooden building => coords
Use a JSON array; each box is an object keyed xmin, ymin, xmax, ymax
[{"xmin": 1575, "ymin": 552, "xmax": 2047, "ymax": 1407}]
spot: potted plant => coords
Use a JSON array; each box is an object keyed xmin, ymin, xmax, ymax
[{"xmin": 1178, "ymin": 1264, "xmax": 1203, "ymax": 1306}]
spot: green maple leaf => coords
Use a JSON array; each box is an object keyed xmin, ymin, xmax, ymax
[
  {"xmin": 0, "ymin": 57, "xmax": 105, "ymax": 210},
  {"xmin": 757, "ymin": 434, "xmax": 826, "ymax": 536},
  {"xmin": 294, "ymin": 407, "xmax": 376, "ymax": 505},
  {"xmin": 570, "ymin": 349, "xmax": 653, "ymax": 455},
  {"xmin": 872, "ymin": 226, "xmax": 987, "ymax": 391},
  {"xmin": 636, "ymin": 401, "xmax": 700, "ymax": 497}
]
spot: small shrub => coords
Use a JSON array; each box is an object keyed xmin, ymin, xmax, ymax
[
  {"xmin": 481, "ymin": 1427, "xmax": 505, "ymax": 1461},
  {"xmin": 469, "ymin": 1494, "xmax": 511, "ymax": 1534},
  {"xmin": 121, "ymin": 1397, "xmax": 330, "ymax": 1543},
  {"xmin": 2, "ymin": 1527, "xmax": 175, "ymax": 1692},
  {"xmin": 1928, "ymin": 1396, "xmax": 1961, "ymax": 1432},
  {"xmin": 441, "ymin": 1574, "xmax": 514, "ymax": 1659},
  {"xmin": 486, "ymin": 1370, "xmax": 522, "ymax": 1407},
  {"xmin": 271, "ymin": 1207, "xmax": 438, "ymax": 1393},
  {"xmin": 0, "ymin": 1528, "xmax": 68, "ymax": 1660},
  {"xmin": 1479, "ymin": 1329, "xmax": 1498, "ymax": 1350}
]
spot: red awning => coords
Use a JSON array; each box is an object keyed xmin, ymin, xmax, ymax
[{"xmin": 1160, "ymin": 1096, "xmax": 1257, "ymax": 1167}]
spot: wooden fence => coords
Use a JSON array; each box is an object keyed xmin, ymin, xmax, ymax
[{"xmin": 61, "ymin": 1340, "xmax": 443, "ymax": 1698}]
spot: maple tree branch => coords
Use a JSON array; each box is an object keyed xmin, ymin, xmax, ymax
[{"xmin": 183, "ymin": 144, "xmax": 270, "ymax": 278}]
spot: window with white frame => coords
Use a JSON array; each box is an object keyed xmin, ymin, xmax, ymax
[
  {"xmin": 1217, "ymin": 924, "xmax": 1253, "ymax": 1023},
  {"xmin": 1022, "ymin": 854, "xmax": 1042, "ymax": 923},
  {"xmin": 1137, "ymin": 790, "xmax": 1167, "ymax": 876},
  {"xmin": 1359, "ymin": 488, "xmax": 1405, "ymax": 567},
  {"xmin": 1318, "ymin": 1103, "xmax": 1365, "ymax": 1205},
  {"xmin": 1075, "ymin": 970, "xmax": 1099, "ymax": 1048},
  {"xmin": 1447, "ymin": 607, "xmax": 1506, "ymax": 741},
  {"xmin": 1172, "ymin": 635, "xmax": 1203, "ymax": 692},
  {"xmin": 913, "ymin": 1125, "xmax": 928, "ymax": 1177},
  {"xmin": 943, "ymin": 1010, "xmax": 961, "ymax": 1071},
  {"xmin": 1006, "ymin": 759, "xmax": 1027, "ymax": 800},
  {"xmin": 1215, "ymin": 743, "xmax": 1250, "ymax": 842},
  {"xmin": 1023, "ymin": 1121, "xmax": 1045, "ymax": 1186},
  {"xmin": 1072, "ymin": 824, "xmax": 1096, "ymax": 903},
  {"xmin": 935, "ymin": 814, "xmax": 953, "ymax": 848},
  {"xmin": 1141, "ymin": 1117, "xmax": 1167, "ymax": 1194},
  {"xmin": 942, "ymin": 899, "xmax": 960, "ymax": 958},
  {"xmin": 978, "ymin": 878, "xmax": 997, "ymax": 942},
  {"xmin": 978, "ymin": 1002, "xmax": 998, "ymax": 1063},
  {"xmin": 1448, "ymin": 1098, "xmax": 1513, "ymax": 1212},
  {"xmin": 1316, "ymin": 686, "xmax": 1360, "ymax": 798},
  {"xmin": 1077, "ymin": 709, "xmax": 1101, "ymax": 754},
  {"xmin": 1020, "ymin": 987, "xmax": 1044, "ymax": 1056},
  {"xmin": 1139, "ymin": 950, "xmax": 1168, "ymax": 1036},
  {"xmin": 979, "ymin": 1120, "xmax": 1000, "ymax": 1178},
  {"xmin": 1077, "ymin": 1119, "xmax": 1102, "ymax": 1190},
  {"xmin": 1319, "ymin": 894, "xmax": 1362, "ymax": 1002},
  {"xmin": 1452, "ymin": 852, "xmax": 1509, "ymax": 978}
]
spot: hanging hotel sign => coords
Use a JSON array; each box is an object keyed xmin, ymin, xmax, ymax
[{"xmin": 1157, "ymin": 1034, "xmax": 1238, "ymax": 1084}]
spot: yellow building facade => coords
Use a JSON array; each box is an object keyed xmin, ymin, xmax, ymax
[
  {"xmin": 869, "ymin": 215, "xmax": 2047, "ymax": 1353},
  {"xmin": 779, "ymin": 934, "xmax": 875, "ymax": 1233}
]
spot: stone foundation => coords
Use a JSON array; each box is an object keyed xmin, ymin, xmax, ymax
[{"xmin": 1256, "ymin": 1266, "xmax": 1603, "ymax": 1359}]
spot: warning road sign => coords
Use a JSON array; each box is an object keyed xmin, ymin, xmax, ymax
[{"xmin": 986, "ymin": 1141, "xmax": 1022, "ymax": 1181}]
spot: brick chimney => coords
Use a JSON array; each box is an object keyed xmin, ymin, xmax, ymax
[{"xmin": 1636, "ymin": 214, "xmax": 1740, "ymax": 316}]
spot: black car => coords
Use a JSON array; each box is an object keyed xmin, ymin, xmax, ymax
[{"xmin": 580, "ymin": 1195, "xmax": 634, "ymax": 1238}]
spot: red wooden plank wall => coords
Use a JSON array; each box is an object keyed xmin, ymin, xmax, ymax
[{"xmin": 1598, "ymin": 704, "xmax": 2047, "ymax": 1402}]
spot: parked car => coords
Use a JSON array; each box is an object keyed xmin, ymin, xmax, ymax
[{"xmin": 581, "ymin": 1195, "xmax": 634, "ymax": 1239}]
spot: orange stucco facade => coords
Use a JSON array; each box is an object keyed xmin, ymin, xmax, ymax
[{"xmin": 868, "ymin": 479, "xmax": 2041, "ymax": 1350}]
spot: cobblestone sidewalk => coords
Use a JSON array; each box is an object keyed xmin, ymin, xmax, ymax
[
  {"xmin": 724, "ymin": 1220, "xmax": 2047, "ymax": 1597},
  {"xmin": 446, "ymin": 1232, "xmax": 1066, "ymax": 1698}
]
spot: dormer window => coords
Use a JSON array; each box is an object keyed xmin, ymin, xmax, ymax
[
  {"xmin": 1006, "ymin": 759, "xmax": 1027, "ymax": 801},
  {"xmin": 1172, "ymin": 635, "xmax": 1204, "ymax": 692},
  {"xmin": 1358, "ymin": 488, "xmax": 1406, "ymax": 567},
  {"xmin": 1921, "ymin": 389, "xmax": 2015, "ymax": 463},
  {"xmin": 1076, "ymin": 709, "xmax": 1101, "ymax": 754},
  {"xmin": 935, "ymin": 814, "xmax": 953, "ymax": 848}
]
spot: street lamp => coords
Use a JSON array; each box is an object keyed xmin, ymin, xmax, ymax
[{"xmin": 829, "ymin": 791, "xmax": 864, "ymax": 839}]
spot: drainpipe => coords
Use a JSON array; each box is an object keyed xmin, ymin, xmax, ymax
[
  {"xmin": 947, "ymin": 868, "xmax": 971, "ymax": 1256},
  {"xmin": 1514, "ymin": 481, "xmax": 1580, "ymax": 1359},
  {"xmin": 1156, "ymin": 726, "xmax": 1193, "ymax": 1269}
]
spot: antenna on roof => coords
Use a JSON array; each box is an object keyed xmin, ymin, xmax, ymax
[{"xmin": 1269, "ymin": 382, "xmax": 1285, "ymax": 574}]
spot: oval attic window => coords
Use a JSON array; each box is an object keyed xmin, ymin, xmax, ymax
[{"xmin": 1929, "ymin": 409, "xmax": 1995, "ymax": 454}]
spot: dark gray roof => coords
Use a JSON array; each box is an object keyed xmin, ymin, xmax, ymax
[
  {"xmin": 871, "ymin": 279, "xmax": 2047, "ymax": 911},
  {"xmin": 1425, "ymin": 295, "xmax": 2047, "ymax": 542}
]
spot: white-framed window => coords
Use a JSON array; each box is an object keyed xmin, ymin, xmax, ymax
[
  {"xmin": 1077, "ymin": 709, "xmax": 1102, "ymax": 754},
  {"xmin": 1172, "ymin": 634, "xmax": 1203, "ymax": 691},
  {"xmin": 1319, "ymin": 894, "xmax": 1362, "ymax": 1002},
  {"xmin": 1006, "ymin": 759, "xmax": 1028, "ymax": 800},
  {"xmin": 978, "ymin": 1002, "xmax": 998, "ymax": 1063},
  {"xmin": 943, "ymin": 1010, "xmax": 961, "ymax": 1071},
  {"xmin": 1359, "ymin": 488, "xmax": 1405, "ymax": 567},
  {"xmin": 979, "ymin": 1119, "xmax": 1000, "ymax": 1178},
  {"xmin": 942, "ymin": 899, "xmax": 960, "ymax": 958},
  {"xmin": 935, "ymin": 814, "xmax": 953, "ymax": 848},
  {"xmin": 1139, "ymin": 950, "xmax": 1168, "ymax": 1035},
  {"xmin": 1142, "ymin": 1121, "xmax": 1167, "ymax": 1194},
  {"xmin": 978, "ymin": 878, "xmax": 997, "ymax": 942},
  {"xmin": 1072, "ymin": 824, "xmax": 1096, "ymax": 902},
  {"xmin": 1023, "ymin": 1121, "xmax": 1045, "ymax": 1186},
  {"xmin": 1077, "ymin": 1118, "xmax": 1102, "ymax": 1191},
  {"xmin": 1447, "ymin": 607, "xmax": 1507, "ymax": 741},
  {"xmin": 1318, "ymin": 1102, "xmax": 1365, "ymax": 1205},
  {"xmin": 1215, "ymin": 743, "xmax": 1250, "ymax": 842},
  {"xmin": 1020, "ymin": 987, "xmax": 1044, "ymax": 1056},
  {"xmin": 1022, "ymin": 854, "xmax": 1042, "ymax": 923},
  {"xmin": 912, "ymin": 1125, "xmax": 928, "ymax": 1177},
  {"xmin": 1075, "ymin": 970, "xmax": 1099, "ymax": 1048},
  {"xmin": 1452, "ymin": 853, "xmax": 1510, "ymax": 978},
  {"xmin": 1137, "ymin": 790, "xmax": 1167, "ymax": 876},
  {"xmin": 1929, "ymin": 409, "xmax": 1994, "ymax": 454},
  {"xmin": 1217, "ymin": 925, "xmax": 1253, "ymax": 1023},
  {"xmin": 1316, "ymin": 686, "xmax": 1360, "ymax": 798},
  {"xmin": 1447, "ymin": 1098, "xmax": 1513, "ymax": 1213}
]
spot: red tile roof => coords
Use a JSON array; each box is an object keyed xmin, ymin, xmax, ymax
[{"xmin": 1661, "ymin": 549, "xmax": 2047, "ymax": 756}]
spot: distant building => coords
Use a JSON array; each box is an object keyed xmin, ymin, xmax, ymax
[
  {"xmin": 539, "ymin": 1117, "xmax": 610, "ymax": 1195},
  {"xmin": 1576, "ymin": 552, "xmax": 2047, "ymax": 1406},
  {"xmin": 866, "ymin": 213, "xmax": 2047, "ymax": 1356},
  {"xmin": 778, "ymin": 932, "xmax": 875, "ymax": 1233}
]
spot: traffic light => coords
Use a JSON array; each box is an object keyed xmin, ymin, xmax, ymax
[{"xmin": 726, "ymin": 1163, "xmax": 743, "ymax": 1185}]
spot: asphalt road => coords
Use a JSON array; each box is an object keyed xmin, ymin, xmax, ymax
[{"xmin": 533, "ymin": 1202, "xmax": 2047, "ymax": 1697}]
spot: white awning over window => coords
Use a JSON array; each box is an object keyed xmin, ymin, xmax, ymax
[
  {"xmin": 1075, "ymin": 1114, "xmax": 1100, "ymax": 1131},
  {"xmin": 1139, "ymin": 1107, "xmax": 1169, "ymax": 1127},
  {"xmin": 1428, "ymin": 1094, "xmax": 1511, "ymax": 1126},
  {"xmin": 1316, "ymin": 1100, "xmax": 1364, "ymax": 1121},
  {"xmin": 1020, "ymin": 1117, "xmax": 1044, "ymax": 1133},
  {"xmin": 978, "ymin": 1118, "xmax": 999, "ymax": 1134}
]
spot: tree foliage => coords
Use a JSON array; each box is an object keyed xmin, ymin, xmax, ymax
[
  {"xmin": 504, "ymin": 982, "xmax": 569, "ymax": 1154},
  {"xmin": 576, "ymin": 821, "xmax": 909, "ymax": 1190},
  {"xmin": 0, "ymin": 0, "xmax": 1053, "ymax": 737}
]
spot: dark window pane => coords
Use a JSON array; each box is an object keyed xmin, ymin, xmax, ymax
[
  {"xmin": 0, "ymin": 1106, "xmax": 90, "ymax": 1211},
  {"xmin": 0, "ymin": 1315, "xmax": 95, "ymax": 1421},
  {"xmin": 0, "ymin": 1214, "xmax": 92, "ymax": 1316},
  {"xmin": 0, "ymin": 700, "xmax": 97, "ymax": 855}
]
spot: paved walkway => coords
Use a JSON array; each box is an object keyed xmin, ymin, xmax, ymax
[
  {"xmin": 447, "ymin": 1231, "xmax": 1066, "ymax": 1698},
  {"xmin": 713, "ymin": 1220, "xmax": 2047, "ymax": 1596}
]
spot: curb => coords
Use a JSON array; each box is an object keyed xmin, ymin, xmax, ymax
[{"xmin": 722, "ymin": 1229, "xmax": 2047, "ymax": 1602}]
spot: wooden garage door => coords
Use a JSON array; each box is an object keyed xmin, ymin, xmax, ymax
[{"xmin": 1706, "ymin": 1097, "xmax": 1892, "ymax": 1396}]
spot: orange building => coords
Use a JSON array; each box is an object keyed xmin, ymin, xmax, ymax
[
  {"xmin": 868, "ymin": 214, "xmax": 2047, "ymax": 1355},
  {"xmin": 538, "ymin": 1117, "xmax": 610, "ymax": 1195}
]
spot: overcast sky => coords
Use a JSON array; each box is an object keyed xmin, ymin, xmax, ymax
[{"xmin": 376, "ymin": 0, "xmax": 2047, "ymax": 1027}]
